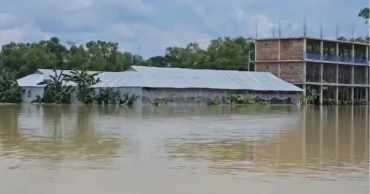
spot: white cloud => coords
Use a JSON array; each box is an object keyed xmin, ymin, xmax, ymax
[
  {"xmin": 0, "ymin": 0, "xmax": 366, "ymax": 57},
  {"xmin": 0, "ymin": 13, "xmax": 15, "ymax": 28},
  {"xmin": 230, "ymin": 7, "xmax": 244, "ymax": 23},
  {"xmin": 0, "ymin": 24, "xmax": 51, "ymax": 46}
]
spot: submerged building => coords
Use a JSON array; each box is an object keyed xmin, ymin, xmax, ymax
[
  {"xmin": 17, "ymin": 66, "xmax": 303, "ymax": 105},
  {"xmin": 254, "ymin": 37, "xmax": 370, "ymax": 105}
]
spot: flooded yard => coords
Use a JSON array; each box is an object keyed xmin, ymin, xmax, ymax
[{"xmin": 0, "ymin": 105, "xmax": 368, "ymax": 194}]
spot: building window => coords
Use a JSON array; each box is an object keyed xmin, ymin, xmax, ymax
[{"xmin": 27, "ymin": 90, "xmax": 32, "ymax": 98}]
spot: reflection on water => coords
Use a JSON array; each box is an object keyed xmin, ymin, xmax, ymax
[
  {"xmin": 168, "ymin": 107, "xmax": 369, "ymax": 176},
  {"xmin": 0, "ymin": 104, "xmax": 368, "ymax": 194},
  {"xmin": 0, "ymin": 105, "xmax": 128, "ymax": 168}
]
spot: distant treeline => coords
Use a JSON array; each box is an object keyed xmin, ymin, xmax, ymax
[{"xmin": 0, "ymin": 37, "xmax": 256, "ymax": 79}]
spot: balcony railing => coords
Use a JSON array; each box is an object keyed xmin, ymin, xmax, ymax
[
  {"xmin": 304, "ymin": 52, "xmax": 369, "ymax": 65},
  {"xmin": 305, "ymin": 52, "xmax": 321, "ymax": 60}
]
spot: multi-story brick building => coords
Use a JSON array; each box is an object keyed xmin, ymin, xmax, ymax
[{"xmin": 254, "ymin": 37, "xmax": 370, "ymax": 105}]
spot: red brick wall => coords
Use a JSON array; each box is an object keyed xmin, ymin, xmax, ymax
[
  {"xmin": 256, "ymin": 38, "xmax": 304, "ymax": 61},
  {"xmin": 256, "ymin": 63, "xmax": 279, "ymax": 77},
  {"xmin": 256, "ymin": 40, "xmax": 279, "ymax": 61},
  {"xmin": 279, "ymin": 63, "xmax": 304, "ymax": 83},
  {"xmin": 280, "ymin": 39, "xmax": 304, "ymax": 60},
  {"xmin": 256, "ymin": 62, "xmax": 304, "ymax": 84}
]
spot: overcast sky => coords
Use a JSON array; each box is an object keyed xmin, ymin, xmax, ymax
[{"xmin": 0, "ymin": 0, "xmax": 368, "ymax": 58}]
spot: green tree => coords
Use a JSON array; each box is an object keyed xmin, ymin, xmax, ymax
[
  {"xmin": 358, "ymin": 7, "xmax": 369, "ymax": 23},
  {"xmin": 65, "ymin": 44, "xmax": 89, "ymax": 70},
  {"xmin": 63, "ymin": 69, "xmax": 101, "ymax": 104},
  {"xmin": 206, "ymin": 37, "xmax": 252, "ymax": 70},
  {"xmin": 0, "ymin": 68, "xmax": 22, "ymax": 103},
  {"xmin": 164, "ymin": 42, "xmax": 209, "ymax": 68},
  {"xmin": 38, "ymin": 69, "xmax": 73, "ymax": 104},
  {"xmin": 0, "ymin": 36, "xmax": 258, "ymax": 80},
  {"xmin": 158, "ymin": 37, "xmax": 255, "ymax": 70}
]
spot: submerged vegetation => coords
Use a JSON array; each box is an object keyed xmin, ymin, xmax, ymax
[
  {"xmin": 31, "ymin": 68, "xmax": 139, "ymax": 106},
  {"xmin": 63, "ymin": 69, "xmax": 101, "ymax": 104},
  {"xmin": 152, "ymin": 94, "xmax": 177, "ymax": 106},
  {"xmin": 96, "ymin": 87, "xmax": 139, "ymax": 106},
  {"xmin": 35, "ymin": 69, "xmax": 74, "ymax": 104},
  {"xmin": 0, "ymin": 68, "xmax": 22, "ymax": 103},
  {"xmin": 151, "ymin": 94, "xmax": 269, "ymax": 106},
  {"xmin": 300, "ymin": 90, "xmax": 318, "ymax": 105},
  {"xmin": 207, "ymin": 94, "xmax": 269, "ymax": 106}
]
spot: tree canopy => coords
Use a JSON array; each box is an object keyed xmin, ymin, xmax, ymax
[
  {"xmin": 358, "ymin": 7, "xmax": 369, "ymax": 23},
  {"xmin": 0, "ymin": 36, "xmax": 255, "ymax": 79}
]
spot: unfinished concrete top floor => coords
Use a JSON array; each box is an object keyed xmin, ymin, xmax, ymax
[{"xmin": 254, "ymin": 37, "xmax": 370, "ymax": 66}]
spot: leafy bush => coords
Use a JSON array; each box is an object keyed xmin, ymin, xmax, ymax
[{"xmin": 0, "ymin": 68, "xmax": 22, "ymax": 103}]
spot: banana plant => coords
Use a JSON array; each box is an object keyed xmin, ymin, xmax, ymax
[
  {"xmin": 63, "ymin": 69, "xmax": 101, "ymax": 104},
  {"xmin": 37, "ymin": 68, "xmax": 74, "ymax": 104},
  {"xmin": 96, "ymin": 87, "xmax": 139, "ymax": 106}
]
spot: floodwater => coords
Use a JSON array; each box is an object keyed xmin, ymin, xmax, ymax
[{"xmin": 0, "ymin": 105, "xmax": 368, "ymax": 194}]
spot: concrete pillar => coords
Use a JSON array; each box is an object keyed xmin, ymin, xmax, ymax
[
  {"xmin": 278, "ymin": 40, "xmax": 281, "ymax": 60},
  {"xmin": 303, "ymin": 38, "xmax": 307, "ymax": 54},
  {"xmin": 352, "ymin": 44, "xmax": 355, "ymax": 63},
  {"xmin": 302, "ymin": 38, "xmax": 308, "ymax": 98},
  {"xmin": 319, "ymin": 63, "xmax": 324, "ymax": 105},
  {"xmin": 351, "ymin": 65, "xmax": 355, "ymax": 104},
  {"xmin": 335, "ymin": 86, "xmax": 339, "ymax": 104},
  {"xmin": 320, "ymin": 41, "xmax": 324, "ymax": 60},
  {"xmin": 366, "ymin": 46, "xmax": 369, "ymax": 62},
  {"xmin": 303, "ymin": 61, "xmax": 307, "ymax": 84},
  {"xmin": 278, "ymin": 63, "xmax": 281, "ymax": 78},
  {"xmin": 254, "ymin": 40, "xmax": 257, "ymax": 62},
  {"xmin": 336, "ymin": 43, "xmax": 340, "ymax": 105},
  {"xmin": 335, "ymin": 65, "xmax": 339, "ymax": 104},
  {"xmin": 320, "ymin": 86, "xmax": 324, "ymax": 105},
  {"xmin": 320, "ymin": 63, "xmax": 324, "ymax": 82},
  {"xmin": 365, "ymin": 67, "xmax": 369, "ymax": 104}
]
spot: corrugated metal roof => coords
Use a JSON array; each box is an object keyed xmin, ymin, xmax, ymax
[
  {"xmin": 18, "ymin": 67, "xmax": 303, "ymax": 92},
  {"xmin": 18, "ymin": 69, "xmax": 105, "ymax": 87},
  {"xmin": 90, "ymin": 72, "xmax": 143, "ymax": 88},
  {"xmin": 128, "ymin": 66, "xmax": 303, "ymax": 92},
  {"xmin": 17, "ymin": 74, "xmax": 45, "ymax": 87}
]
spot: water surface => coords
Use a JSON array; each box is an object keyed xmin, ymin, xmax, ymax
[{"xmin": 0, "ymin": 105, "xmax": 368, "ymax": 194}]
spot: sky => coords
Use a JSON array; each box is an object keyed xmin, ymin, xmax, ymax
[{"xmin": 0, "ymin": 0, "xmax": 368, "ymax": 58}]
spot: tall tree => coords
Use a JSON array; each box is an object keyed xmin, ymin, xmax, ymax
[{"xmin": 358, "ymin": 7, "xmax": 369, "ymax": 24}]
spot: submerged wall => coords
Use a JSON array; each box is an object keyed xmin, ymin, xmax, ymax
[
  {"xmin": 140, "ymin": 88, "xmax": 301, "ymax": 105},
  {"xmin": 20, "ymin": 87, "xmax": 45, "ymax": 103}
]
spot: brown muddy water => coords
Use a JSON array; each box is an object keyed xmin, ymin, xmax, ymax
[{"xmin": 0, "ymin": 104, "xmax": 368, "ymax": 194}]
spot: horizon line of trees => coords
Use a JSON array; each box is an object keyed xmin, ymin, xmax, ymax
[{"xmin": 0, "ymin": 36, "xmax": 256, "ymax": 80}]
